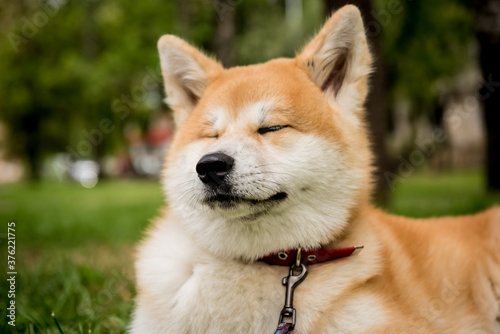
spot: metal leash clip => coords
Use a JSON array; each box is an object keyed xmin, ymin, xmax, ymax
[{"xmin": 277, "ymin": 248, "xmax": 308, "ymax": 331}]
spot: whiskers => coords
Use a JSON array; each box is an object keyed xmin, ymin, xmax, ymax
[{"xmin": 172, "ymin": 178, "xmax": 204, "ymax": 220}]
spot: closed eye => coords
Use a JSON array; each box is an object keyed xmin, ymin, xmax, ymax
[{"xmin": 258, "ymin": 125, "xmax": 289, "ymax": 135}]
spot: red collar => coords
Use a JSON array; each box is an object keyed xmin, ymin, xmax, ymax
[{"xmin": 259, "ymin": 245, "xmax": 363, "ymax": 266}]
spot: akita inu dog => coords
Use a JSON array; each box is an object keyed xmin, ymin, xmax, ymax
[{"xmin": 131, "ymin": 5, "xmax": 500, "ymax": 333}]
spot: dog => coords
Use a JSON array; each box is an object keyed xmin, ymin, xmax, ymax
[{"xmin": 131, "ymin": 5, "xmax": 500, "ymax": 333}]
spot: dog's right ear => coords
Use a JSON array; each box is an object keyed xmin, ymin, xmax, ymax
[
  {"xmin": 296, "ymin": 5, "xmax": 372, "ymax": 121},
  {"xmin": 158, "ymin": 35, "xmax": 223, "ymax": 127}
]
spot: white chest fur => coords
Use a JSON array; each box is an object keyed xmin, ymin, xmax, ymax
[{"xmin": 131, "ymin": 219, "xmax": 387, "ymax": 334}]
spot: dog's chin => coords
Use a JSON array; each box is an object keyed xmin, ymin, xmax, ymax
[{"xmin": 203, "ymin": 192, "xmax": 288, "ymax": 220}]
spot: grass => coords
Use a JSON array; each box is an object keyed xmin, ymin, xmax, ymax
[
  {"xmin": 0, "ymin": 180, "xmax": 164, "ymax": 334},
  {"xmin": 388, "ymin": 169, "xmax": 500, "ymax": 217},
  {"xmin": 0, "ymin": 170, "xmax": 498, "ymax": 333}
]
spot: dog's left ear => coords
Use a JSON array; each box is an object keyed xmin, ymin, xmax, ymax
[{"xmin": 297, "ymin": 5, "xmax": 372, "ymax": 118}]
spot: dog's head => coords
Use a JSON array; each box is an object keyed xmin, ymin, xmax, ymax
[{"xmin": 158, "ymin": 5, "xmax": 373, "ymax": 261}]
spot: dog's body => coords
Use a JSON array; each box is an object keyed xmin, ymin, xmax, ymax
[{"xmin": 131, "ymin": 6, "xmax": 500, "ymax": 333}]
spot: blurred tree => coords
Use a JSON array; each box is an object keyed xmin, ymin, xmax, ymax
[
  {"xmin": 327, "ymin": 0, "xmax": 474, "ymax": 202},
  {"xmin": 234, "ymin": 0, "xmax": 288, "ymax": 64},
  {"xmin": 324, "ymin": 0, "xmax": 393, "ymax": 205},
  {"xmin": 0, "ymin": 0, "xmax": 214, "ymax": 179},
  {"xmin": 381, "ymin": 0, "xmax": 474, "ymax": 117},
  {"xmin": 0, "ymin": 0, "xmax": 479, "ymax": 186},
  {"xmin": 214, "ymin": 0, "xmax": 236, "ymax": 67},
  {"xmin": 474, "ymin": 0, "xmax": 500, "ymax": 191}
]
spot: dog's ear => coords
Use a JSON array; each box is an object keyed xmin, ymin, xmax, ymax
[
  {"xmin": 158, "ymin": 35, "xmax": 223, "ymax": 127},
  {"xmin": 297, "ymin": 5, "xmax": 372, "ymax": 119}
]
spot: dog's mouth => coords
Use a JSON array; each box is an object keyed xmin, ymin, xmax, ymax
[{"xmin": 205, "ymin": 192, "xmax": 288, "ymax": 208}]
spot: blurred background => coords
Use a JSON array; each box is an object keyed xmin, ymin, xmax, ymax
[{"xmin": 0, "ymin": 0, "xmax": 499, "ymax": 333}]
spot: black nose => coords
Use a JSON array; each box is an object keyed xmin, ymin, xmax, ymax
[{"xmin": 196, "ymin": 152, "xmax": 234, "ymax": 185}]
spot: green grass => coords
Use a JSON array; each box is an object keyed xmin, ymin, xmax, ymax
[
  {"xmin": 0, "ymin": 171, "xmax": 498, "ymax": 333},
  {"xmin": 0, "ymin": 180, "xmax": 164, "ymax": 333},
  {"xmin": 388, "ymin": 169, "xmax": 500, "ymax": 217},
  {"xmin": 0, "ymin": 181, "xmax": 164, "ymax": 248}
]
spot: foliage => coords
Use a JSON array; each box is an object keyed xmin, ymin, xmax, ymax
[
  {"xmin": 0, "ymin": 0, "xmax": 478, "ymax": 178},
  {"xmin": 376, "ymin": 0, "xmax": 474, "ymax": 115},
  {"xmin": 0, "ymin": 0, "xmax": 191, "ymax": 176},
  {"xmin": 235, "ymin": 0, "xmax": 323, "ymax": 64}
]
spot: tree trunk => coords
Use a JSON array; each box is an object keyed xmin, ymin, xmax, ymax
[
  {"xmin": 23, "ymin": 112, "xmax": 41, "ymax": 180},
  {"xmin": 324, "ymin": 0, "xmax": 393, "ymax": 204},
  {"xmin": 475, "ymin": 0, "xmax": 500, "ymax": 191},
  {"xmin": 213, "ymin": 0, "xmax": 236, "ymax": 67}
]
